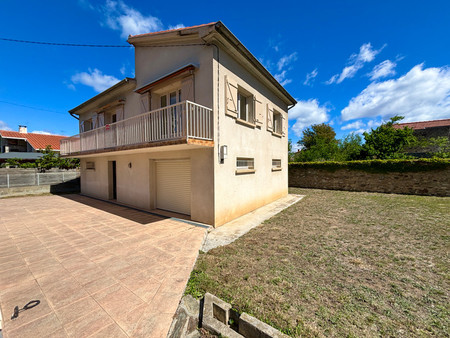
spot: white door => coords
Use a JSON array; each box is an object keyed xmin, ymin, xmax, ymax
[{"xmin": 156, "ymin": 160, "xmax": 191, "ymax": 215}]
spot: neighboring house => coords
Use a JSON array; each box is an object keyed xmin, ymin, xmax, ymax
[
  {"xmin": 61, "ymin": 22, "xmax": 296, "ymax": 227},
  {"xmin": 393, "ymin": 118, "xmax": 450, "ymax": 139},
  {"xmin": 0, "ymin": 126, "xmax": 65, "ymax": 162}
]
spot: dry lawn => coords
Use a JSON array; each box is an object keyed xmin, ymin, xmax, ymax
[{"xmin": 186, "ymin": 188, "xmax": 449, "ymax": 337}]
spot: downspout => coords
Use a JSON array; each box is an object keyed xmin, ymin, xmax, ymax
[{"xmin": 203, "ymin": 41, "xmax": 221, "ymax": 164}]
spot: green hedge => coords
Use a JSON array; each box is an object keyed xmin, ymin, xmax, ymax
[{"xmin": 289, "ymin": 158, "xmax": 450, "ymax": 173}]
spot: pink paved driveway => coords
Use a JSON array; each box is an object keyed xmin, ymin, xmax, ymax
[{"xmin": 0, "ymin": 194, "xmax": 206, "ymax": 337}]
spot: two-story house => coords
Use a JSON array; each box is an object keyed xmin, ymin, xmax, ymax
[{"xmin": 61, "ymin": 22, "xmax": 296, "ymax": 227}]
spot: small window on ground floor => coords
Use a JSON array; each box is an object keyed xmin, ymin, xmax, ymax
[
  {"xmin": 236, "ymin": 157, "xmax": 255, "ymax": 174},
  {"xmin": 272, "ymin": 159, "xmax": 282, "ymax": 171},
  {"xmin": 86, "ymin": 161, "xmax": 95, "ymax": 170}
]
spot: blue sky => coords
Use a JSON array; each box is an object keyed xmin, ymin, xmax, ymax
[{"xmin": 0, "ymin": 0, "xmax": 449, "ymax": 149}]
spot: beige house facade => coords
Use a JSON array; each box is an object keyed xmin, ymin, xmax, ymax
[{"xmin": 61, "ymin": 22, "xmax": 296, "ymax": 227}]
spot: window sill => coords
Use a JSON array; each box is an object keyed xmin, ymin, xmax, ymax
[
  {"xmin": 236, "ymin": 118, "xmax": 256, "ymax": 128},
  {"xmin": 235, "ymin": 169, "xmax": 256, "ymax": 175},
  {"xmin": 271, "ymin": 167, "xmax": 282, "ymax": 172},
  {"xmin": 271, "ymin": 131, "xmax": 282, "ymax": 138}
]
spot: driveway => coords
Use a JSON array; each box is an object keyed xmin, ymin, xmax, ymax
[{"xmin": 0, "ymin": 194, "xmax": 207, "ymax": 337}]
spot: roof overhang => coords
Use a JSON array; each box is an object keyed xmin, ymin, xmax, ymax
[
  {"xmin": 128, "ymin": 22, "xmax": 297, "ymax": 107},
  {"xmin": 136, "ymin": 64, "xmax": 196, "ymax": 94},
  {"xmin": 69, "ymin": 77, "xmax": 136, "ymax": 115}
]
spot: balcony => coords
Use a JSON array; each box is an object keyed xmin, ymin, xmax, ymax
[{"xmin": 61, "ymin": 101, "xmax": 213, "ymax": 156}]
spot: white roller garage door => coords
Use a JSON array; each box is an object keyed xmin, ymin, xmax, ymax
[{"xmin": 156, "ymin": 160, "xmax": 191, "ymax": 215}]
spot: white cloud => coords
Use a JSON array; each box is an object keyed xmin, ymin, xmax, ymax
[
  {"xmin": 103, "ymin": 0, "xmax": 163, "ymax": 38},
  {"xmin": 289, "ymin": 99, "xmax": 330, "ymax": 137},
  {"xmin": 341, "ymin": 120, "xmax": 365, "ymax": 130},
  {"xmin": 71, "ymin": 68, "xmax": 120, "ymax": 92},
  {"xmin": 327, "ymin": 43, "xmax": 384, "ymax": 84},
  {"xmin": 31, "ymin": 130, "xmax": 53, "ymax": 135},
  {"xmin": 341, "ymin": 64, "xmax": 450, "ymax": 122},
  {"xmin": 304, "ymin": 68, "xmax": 318, "ymax": 86},
  {"xmin": 277, "ymin": 52, "xmax": 298, "ymax": 71},
  {"xmin": 0, "ymin": 120, "xmax": 12, "ymax": 131},
  {"xmin": 168, "ymin": 24, "xmax": 185, "ymax": 30},
  {"xmin": 368, "ymin": 60, "xmax": 396, "ymax": 80},
  {"xmin": 274, "ymin": 70, "xmax": 292, "ymax": 86},
  {"xmin": 274, "ymin": 52, "xmax": 298, "ymax": 86}
]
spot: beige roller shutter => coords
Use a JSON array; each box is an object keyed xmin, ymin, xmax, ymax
[{"xmin": 156, "ymin": 160, "xmax": 191, "ymax": 215}]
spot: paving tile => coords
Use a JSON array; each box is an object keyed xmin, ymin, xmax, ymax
[
  {"xmin": 0, "ymin": 254, "xmax": 27, "ymax": 273},
  {"xmin": 6, "ymin": 313, "xmax": 64, "ymax": 338},
  {"xmin": 54, "ymin": 296, "xmax": 102, "ymax": 325},
  {"xmin": 38, "ymin": 276, "xmax": 89, "ymax": 309},
  {"xmin": 81, "ymin": 275, "xmax": 118, "ymax": 295},
  {"xmin": 27, "ymin": 258, "xmax": 67, "ymax": 279},
  {"xmin": 89, "ymin": 323, "xmax": 128, "ymax": 338},
  {"xmin": 131, "ymin": 312, "xmax": 174, "ymax": 337},
  {"xmin": 63, "ymin": 308, "xmax": 114, "ymax": 337},
  {"xmin": 0, "ymin": 265, "xmax": 34, "ymax": 290}
]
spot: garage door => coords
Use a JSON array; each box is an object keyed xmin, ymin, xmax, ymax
[{"xmin": 156, "ymin": 160, "xmax": 191, "ymax": 215}]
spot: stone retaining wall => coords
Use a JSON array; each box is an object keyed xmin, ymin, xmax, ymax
[{"xmin": 289, "ymin": 167, "xmax": 449, "ymax": 197}]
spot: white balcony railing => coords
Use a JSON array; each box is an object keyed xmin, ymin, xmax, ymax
[{"xmin": 61, "ymin": 101, "xmax": 213, "ymax": 156}]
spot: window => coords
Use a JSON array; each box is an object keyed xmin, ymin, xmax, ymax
[
  {"xmin": 272, "ymin": 159, "xmax": 282, "ymax": 171},
  {"xmin": 236, "ymin": 157, "xmax": 255, "ymax": 174},
  {"xmin": 86, "ymin": 161, "xmax": 95, "ymax": 170},
  {"xmin": 237, "ymin": 90, "xmax": 254, "ymax": 123},
  {"xmin": 160, "ymin": 89, "xmax": 182, "ymax": 108},
  {"xmin": 273, "ymin": 110, "xmax": 282, "ymax": 135}
]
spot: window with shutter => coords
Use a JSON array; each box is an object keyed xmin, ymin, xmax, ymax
[
  {"xmin": 140, "ymin": 93, "xmax": 150, "ymax": 113},
  {"xmin": 181, "ymin": 76, "xmax": 194, "ymax": 102},
  {"xmin": 97, "ymin": 112, "xmax": 105, "ymax": 127},
  {"xmin": 116, "ymin": 105, "xmax": 124, "ymax": 121},
  {"xmin": 266, "ymin": 104, "xmax": 273, "ymax": 132},
  {"xmin": 92, "ymin": 113, "xmax": 98, "ymax": 129},
  {"xmin": 254, "ymin": 97, "xmax": 263, "ymax": 126},
  {"xmin": 224, "ymin": 75, "xmax": 238, "ymax": 118}
]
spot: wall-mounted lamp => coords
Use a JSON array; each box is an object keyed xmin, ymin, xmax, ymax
[
  {"xmin": 220, "ymin": 145, "xmax": 228, "ymax": 164},
  {"xmin": 128, "ymin": 162, "xmax": 132, "ymax": 168}
]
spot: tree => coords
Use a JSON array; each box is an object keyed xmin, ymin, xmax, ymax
[
  {"xmin": 338, "ymin": 133, "xmax": 363, "ymax": 161},
  {"xmin": 299, "ymin": 123, "xmax": 337, "ymax": 150},
  {"xmin": 362, "ymin": 116, "xmax": 416, "ymax": 159},
  {"xmin": 295, "ymin": 123, "xmax": 340, "ymax": 162}
]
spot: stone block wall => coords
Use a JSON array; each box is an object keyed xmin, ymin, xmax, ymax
[{"xmin": 288, "ymin": 167, "xmax": 450, "ymax": 197}]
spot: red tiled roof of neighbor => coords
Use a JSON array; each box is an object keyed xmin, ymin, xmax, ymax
[
  {"xmin": 393, "ymin": 119, "xmax": 450, "ymax": 130},
  {"xmin": 128, "ymin": 22, "xmax": 218, "ymax": 39},
  {"xmin": 0, "ymin": 130, "xmax": 66, "ymax": 150}
]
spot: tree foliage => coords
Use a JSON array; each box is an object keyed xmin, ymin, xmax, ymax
[
  {"xmin": 1, "ymin": 146, "xmax": 79, "ymax": 170},
  {"xmin": 362, "ymin": 116, "xmax": 416, "ymax": 159}
]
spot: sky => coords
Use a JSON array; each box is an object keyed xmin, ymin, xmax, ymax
[{"xmin": 0, "ymin": 0, "xmax": 449, "ymax": 149}]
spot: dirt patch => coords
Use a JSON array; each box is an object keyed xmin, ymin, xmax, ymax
[{"xmin": 186, "ymin": 188, "xmax": 450, "ymax": 337}]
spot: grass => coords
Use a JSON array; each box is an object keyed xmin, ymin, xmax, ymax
[{"xmin": 186, "ymin": 188, "xmax": 450, "ymax": 337}]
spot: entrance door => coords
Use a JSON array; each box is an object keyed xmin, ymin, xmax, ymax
[
  {"xmin": 156, "ymin": 160, "xmax": 191, "ymax": 215},
  {"xmin": 108, "ymin": 161, "xmax": 117, "ymax": 200}
]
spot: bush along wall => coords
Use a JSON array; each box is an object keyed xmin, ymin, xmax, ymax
[{"xmin": 288, "ymin": 159, "xmax": 450, "ymax": 197}]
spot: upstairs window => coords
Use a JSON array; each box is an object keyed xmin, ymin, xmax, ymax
[
  {"xmin": 237, "ymin": 90, "xmax": 254, "ymax": 124},
  {"xmin": 273, "ymin": 110, "xmax": 282, "ymax": 135}
]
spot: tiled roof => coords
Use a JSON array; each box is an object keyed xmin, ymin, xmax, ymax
[
  {"xmin": 0, "ymin": 130, "xmax": 66, "ymax": 150},
  {"xmin": 128, "ymin": 22, "xmax": 218, "ymax": 39},
  {"xmin": 393, "ymin": 119, "xmax": 450, "ymax": 130}
]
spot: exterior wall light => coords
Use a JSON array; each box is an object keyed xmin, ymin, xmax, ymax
[
  {"xmin": 128, "ymin": 162, "xmax": 132, "ymax": 168},
  {"xmin": 220, "ymin": 145, "xmax": 228, "ymax": 163}
]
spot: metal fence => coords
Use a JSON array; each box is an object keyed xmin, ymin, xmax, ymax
[{"xmin": 0, "ymin": 170, "xmax": 80, "ymax": 188}]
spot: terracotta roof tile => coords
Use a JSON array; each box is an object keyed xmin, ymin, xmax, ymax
[
  {"xmin": 393, "ymin": 119, "xmax": 450, "ymax": 130},
  {"xmin": 0, "ymin": 130, "xmax": 66, "ymax": 150},
  {"xmin": 128, "ymin": 22, "xmax": 218, "ymax": 39}
]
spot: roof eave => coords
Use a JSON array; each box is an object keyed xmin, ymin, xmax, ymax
[
  {"xmin": 69, "ymin": 77, "xmax": 136, "ymax": 115},
  {"xmin": 209, "ymin": 22, "xmax": 297, "ymax": 106}
]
